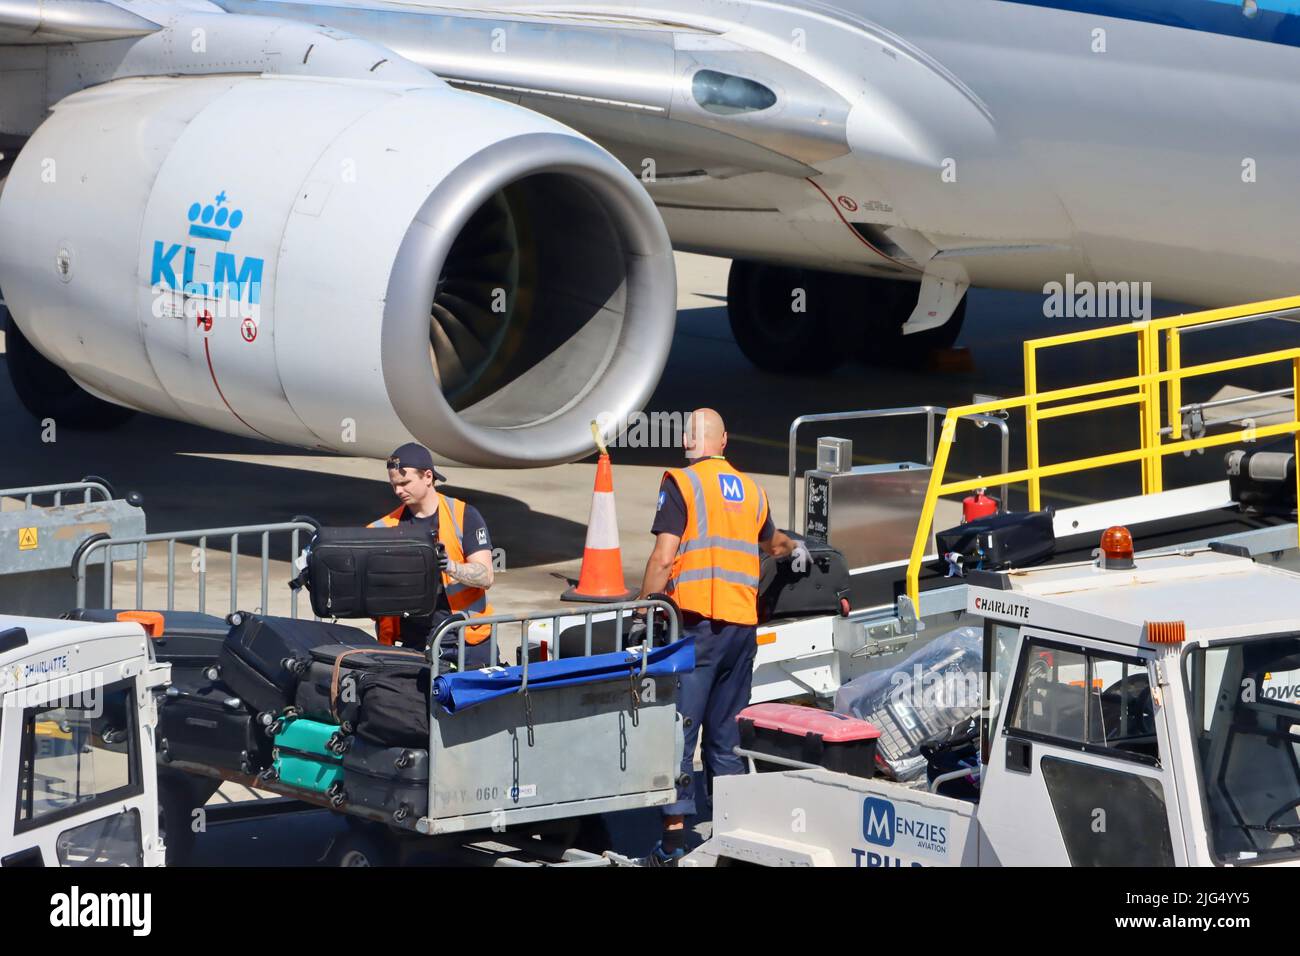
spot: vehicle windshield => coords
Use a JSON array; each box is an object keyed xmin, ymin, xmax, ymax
[{"xmin": 1185, "ymin": 634, "xmax": 1300, "ymax": 862}]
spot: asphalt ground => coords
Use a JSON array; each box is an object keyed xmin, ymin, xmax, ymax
[{"xmin": 5, "ymin": 252, "xmax": 1299, "ymax": 863}]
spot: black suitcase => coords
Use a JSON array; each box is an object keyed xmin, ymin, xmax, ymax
[
  {"xmin": 759, "ymin": 531, "xmax": 851, "ymax": 621},
  {"xmin": 339, "ymin": 739, "xmax": 429, "ymax": 827},
  {"xmin": 1227, "ymin": 443, "xmax": 1297, "ymax": 515},
  {"xmin": 158, "ymin": 680, "xmax": 271, "ymax": 775},
  {"xmin": 63, "ymin": 609, "xmax": 230, "ymax": 681},
  {"xmin": 919, "ymin": 714, "xmax": 981, "ymax": 799},
  {"xmin": 353, "ymin": 667, "xmax": 432, "ymax": 749},
  {"xmin": 296, "ymin": 525, "xmax": 441, "ymax": 619},
  {"xmin": 934, "ymin": 510, "xmax": 1055, "ymax": 571},
  {"xmin": 215, "ymin": 613, "xmax": 377, "ymax": 718},
  {"xmin": 293, "ymin": 644, "xmax": 426, "ymax": 724}
]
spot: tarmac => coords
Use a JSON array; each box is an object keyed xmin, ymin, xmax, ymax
[
  {"xmin": 4, "ymin": 251, "xmax": 1297, "ymax": 863},
  {"xmin": 5, "ymin": 251, "xmax": 1280, "ymax": 631}
]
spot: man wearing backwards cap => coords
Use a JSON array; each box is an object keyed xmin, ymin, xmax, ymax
[{"xmin": 369, "ymin": 442, "xmax": 498, "ymax": 669}]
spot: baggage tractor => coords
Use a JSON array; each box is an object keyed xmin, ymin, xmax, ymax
[
  {"xmin": 215, "ymin": 613, "xmax": 377, "ymax": 718},
  {"xmin": 1226, "ymin": 442, "xmax": 1297, "ymax": 515},
  {"xmin": 339, "ymin": 739, "xmax": 429, "ymax": 827},
  {"xmin": 293, "ymin": 644, "xmax": 426, "ymax": 724},
  {"xmin": 158, "ymin": 680, "xmax": 271, "ymax": 775},
  {"xmin": 352, "ymin": 666, "xmax": 431, "ymax": 749},
  {"xmin": 265, "ymin": 715, "xmax": 346, "ymax": 798},
  {"xmin": 64, "ymin": 608, "xmax": 229, "ymax": 682},
  {"xmin": 934, "ymin": 509, "xmax": 1055, "ymax": 572},
  {"xmin": 759, "ymin": 531, "xmax": 851, "ymax": 621},
  {"xmin": 295, "ymin": 525, "xmax": 441, "ymax": 619},
  {"xmin": 737, "ymin": 703, "xmax": 880, "ymax": 779}
]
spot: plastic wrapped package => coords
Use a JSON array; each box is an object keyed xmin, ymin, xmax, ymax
[{"xmin": 833, "ymin": 626, "xmax": 983, "ymax": 780}]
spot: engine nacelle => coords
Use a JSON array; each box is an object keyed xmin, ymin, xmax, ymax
[{"xmin": 0, "ymin": 74, "xmax": 675, "ymax": 465}]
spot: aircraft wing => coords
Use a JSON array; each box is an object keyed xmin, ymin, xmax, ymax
[
  {"xmin": 213, "ymin": 0, "xmax": 853, "ymax": 178},
  {"xmin": 0, "ymin": 0, "xmax": 161, "ymax": 43}
]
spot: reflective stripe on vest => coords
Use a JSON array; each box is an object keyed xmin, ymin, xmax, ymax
[
  {"xmin": 664, "ymin": 458, "xmax": 766, "ymax": 625},
  {"xmin": 368, "ymin": 495, "xmax": 495, "ymax": 645}
]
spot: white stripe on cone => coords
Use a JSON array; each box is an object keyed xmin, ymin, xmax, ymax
[{"xmin": 584, "ymin": 491, "xmax": 620, "ymax": 550}]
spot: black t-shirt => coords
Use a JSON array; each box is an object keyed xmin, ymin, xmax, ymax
[
  {"xmin": 650, "ymin": 463, "xmax": 775, "ymax": 541},
  {"xmin": 395, "ymin": 501, "xmax": 491, "ymax": 649}
]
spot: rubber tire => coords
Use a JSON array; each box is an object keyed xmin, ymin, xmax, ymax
[
  {"xmin": 157, "ymin": 772, "xmax": 219, "ymax": 867},
  {"xmin": 3, "ymin": 307, "xmax": 136, "ymax": 429},
  {"xmin": 725, "ymin": 260, "xmax": 851, "ymax": 374},
  {"xmin": 328, "ymin": 822, "xmax": 396, "ymax": 867},
  {"xmin": 847, "ymin": 276, "xmax": 967, "ymax": 366}
]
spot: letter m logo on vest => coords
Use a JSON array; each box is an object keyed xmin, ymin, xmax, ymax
[
  {"xmin": 863, "ymin": 797, "xmax": 896, "ymax": 847},
  {"xmin": 718, "ymin": 474, "xmax": 745, "ymax": 503}
]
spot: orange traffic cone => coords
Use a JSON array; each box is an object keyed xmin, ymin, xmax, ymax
[{"xmin": 562, "ymin": 451, "xmax": 638, "ymax": 603}]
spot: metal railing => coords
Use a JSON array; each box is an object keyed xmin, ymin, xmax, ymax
[
  {"xmin": 1022, "ymin": 296, "xmax": 1300, "ymax": 510},
  {"xmin": 73, "ymin": 520, "xmax": 319, "ymax": 616},
  {"xmin": 905, "ymin": 294, "xmax": 1300, "ymax": 613},
  {"xmin": 1, "ymin": 478, "xmax": 115, "ymax": 510},
  {"xmin": 429, "ymin": 597, "xmax": 680, "ymax": 684},
  {"xmin": 787, "ymin": 407, "xmax": 1011, "ymax": 531}
]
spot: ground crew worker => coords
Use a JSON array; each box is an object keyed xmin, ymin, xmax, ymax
[
  {"xmin": 369, "ymin": 443, "xmax": 498, "ymax": 669},
  {"xmin": 635, "ymin": 408, "xmax": 808, "ymax": 866}
]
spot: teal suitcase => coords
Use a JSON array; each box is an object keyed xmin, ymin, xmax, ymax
[{"xmin": 267, "ymin": 716, "xmax": 345, "ymax": 798}]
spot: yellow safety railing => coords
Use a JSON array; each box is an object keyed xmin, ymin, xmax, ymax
[{"xmin": 905, "ymin": 294, "xmax": 1300, "ymax": 613}]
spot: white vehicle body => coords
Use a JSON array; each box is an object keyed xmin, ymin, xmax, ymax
[
  {"xmin": 0, "ymin": 615, "xmax": 168, "ymax": 866},
  {"xmin": 691, "ymin": 547, "xmax": 1300, "ymax": 866}
]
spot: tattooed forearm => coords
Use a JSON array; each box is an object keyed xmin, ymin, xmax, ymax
[{"xmin": 450, "ymin": 560, "xmax": 494, "ymax": 589}]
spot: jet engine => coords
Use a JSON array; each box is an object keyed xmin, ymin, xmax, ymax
[{"xmin": 0, "ymin": 74, "xmax": 675, "ymax": 465}]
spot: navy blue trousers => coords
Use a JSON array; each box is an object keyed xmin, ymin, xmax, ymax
[{"xmin": 665, "ymin": 619, "xmax": 757, "ymax": 818}]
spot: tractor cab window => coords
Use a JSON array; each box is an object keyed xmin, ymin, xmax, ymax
[
  {"xmin": 16, "ymin": 680, "xmax": 141, "ymax": 833},
  {"xmin": 1007, "ymin": 637, "xmax": 1159, "ymax": 764},
  {"xmin": 1186, "ymin": 635, "xmax": 1300, "ymax": 863}
]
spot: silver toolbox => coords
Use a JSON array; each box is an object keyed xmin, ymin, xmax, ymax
[{"xmin": 805, "ymin": 462, "xmax": 959, "ymax": 570}]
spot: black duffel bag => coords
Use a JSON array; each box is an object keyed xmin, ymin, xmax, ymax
[
  {"xmin": 934, "ymin": 509, "xmax": 1055, "ymax": 572},
  {"xmin": 294, "ymin": 524, "xmax": 441, "ymax": 619},
  {"xmin": 350, "ymin": 664, "xmax": 432, "ymax": 749},
  {"xmin": 759, "ymin": 531, "xmax": 851, "ymax": 621}
]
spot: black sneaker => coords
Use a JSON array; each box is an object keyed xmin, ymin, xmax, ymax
[{"xmin": 642, "ymin": 842, "xmax": 685, "ymax": 867}]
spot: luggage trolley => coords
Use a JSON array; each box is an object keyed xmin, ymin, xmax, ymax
[
  {"xmin": 417, "ymin": 601, "xmax": 688, "ymax": 838},
  {"xmin": 146, "ymin": 598, "xmax": 688, "ymax": 866}
]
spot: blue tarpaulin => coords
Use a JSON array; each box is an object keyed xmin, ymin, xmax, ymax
[{"xmin": 431, "ymin": 637, "xmax": 695, "ymax": 714}]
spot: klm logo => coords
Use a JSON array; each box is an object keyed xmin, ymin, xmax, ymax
[
  {"xmin": 718, "ymin": 475, "xmax": 745, "ymax": 503},
  {"xmin": 151, "ymin": 191, "xmax": 263, "ymax": 304},
  {"xmin": 863, "ymin": 797, "xmax": 896, "ymax": 846}
]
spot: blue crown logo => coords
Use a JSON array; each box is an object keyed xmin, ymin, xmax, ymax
[{"xmin": 187, "ymin": 191, "xmax": 244, "ymax": 242}]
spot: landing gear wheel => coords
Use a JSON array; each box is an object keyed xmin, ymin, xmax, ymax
[
  {"xmin": 726, "ymin": 260, "xmax": 851, "ymax": 374},
  {"xmin": 327, "ymin": 822, "xmax": 396, "ymax": 867},
  {"xmin": 849, "ymin": 277, "xmax": 966, "ymax": 366},
  {"xmin": 4, "ymin": 308, "xmax": 136, "ymax": 428}
]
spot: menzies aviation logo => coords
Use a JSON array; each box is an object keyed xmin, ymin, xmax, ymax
[
  {"xmin": 849, "ymin": 797, "xmax": 951, "ymax": 866},
  {"xmin": 151, "ymin": 191, "xmax": 263, "ymax": 305}
]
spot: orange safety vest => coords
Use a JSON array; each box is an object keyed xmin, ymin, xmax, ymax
[
  {"xmin": 663, "ymin": 457, "xmax": 768, "ymax": 626},
  {"xmin": 369, "ymin": 494, "xmax": 495, "ymax": 646}
]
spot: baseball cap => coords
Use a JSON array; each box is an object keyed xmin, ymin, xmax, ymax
[{"xmin": 386, "ymin": 443, "xmax": 446, "ymax": 481}]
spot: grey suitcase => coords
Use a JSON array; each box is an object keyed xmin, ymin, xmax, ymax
[{"xmin": 339, "ymin": 739, "xmax": 429, "ymax": 827}]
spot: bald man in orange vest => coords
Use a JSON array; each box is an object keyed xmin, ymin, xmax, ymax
[{"xmin": 635, "ymin": 408, "xmax": 808, "ymax": 865}]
